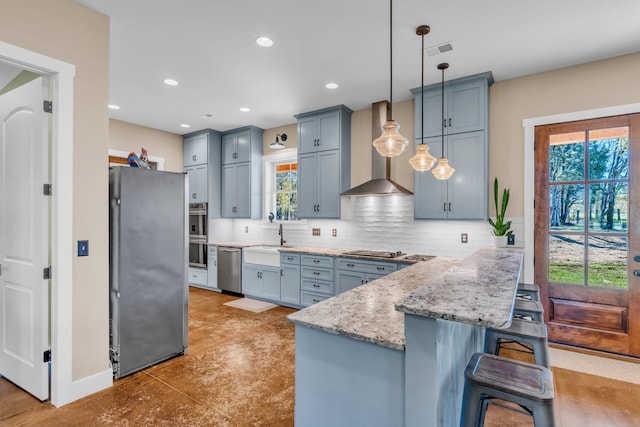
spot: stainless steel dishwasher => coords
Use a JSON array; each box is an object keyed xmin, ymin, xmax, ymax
[{"xmin": 217, "ymin": 246, "xmax": 242, "ymax": 294}]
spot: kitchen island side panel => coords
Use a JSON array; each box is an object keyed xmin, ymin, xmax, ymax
[{"xmin": 294, "ymin": 325, "xmax": 404, "ymax": 427}]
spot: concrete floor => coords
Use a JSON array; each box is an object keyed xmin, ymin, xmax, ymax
[{"xmin": 2, "ymin": 287, "xmax": 640, "ymax": 426}]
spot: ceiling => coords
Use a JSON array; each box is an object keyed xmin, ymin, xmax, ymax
[{"xmin": 77, "ymin": 0, "xmax": 640, "ymax": 135}]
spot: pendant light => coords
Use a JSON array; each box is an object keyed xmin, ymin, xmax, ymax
[
  {"xmin": 372, "ymin": 0, "xmax": 409, "ymax": 157},
  {"xmin": 409, "ymin": 25, "xmax": 437, "ymax": 172},
  {"xmin": 431, "ymin": 63, "xmax": 455, "ymax": 180}
]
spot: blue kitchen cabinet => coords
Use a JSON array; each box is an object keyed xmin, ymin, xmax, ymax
[
  {"xmin": 300, "ymin": 254, "xmax": 334, "ymax": 307},
  {"xmin": 280, "ymin": 253, "xmax": 301, "ymax": 306},
  {"xmin": 243, "ymin": 264, "xmax": 280, "ymax": 301},
  {"xmin": 295, "ymin": 105, "xmax": 352, "ymax": 219},
  {"xmin": 335, "ymin": 258, "xmax": 397, "ymax": 294},
  {"xmin": 411, "ymin": 72, "xmax": 492, "ymax": 220},
  {"xmin": 221, "ymin": 126, "xmax": 263, "ymax": 219},
  {"xmin": 184, "ymin": 132, "xmax": 208, "ymax": 167},
  {"xmin": 182, "ymin": 129, "xmax": 222, "ymax": 218},
  {"xmin": 207, "ymin": 246, "xmax": 218, "ymax": 290},
  {"xmin": 184, "ymin": 164, "xmax": 207, "ymax": 203},
  {"xmin": 414, "ymin": 131, "xmax": 487, "ymax": 219}
]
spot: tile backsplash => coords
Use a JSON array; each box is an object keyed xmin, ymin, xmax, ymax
[{"xmin": 209, "ymin": 195, "xmax": 523, "ymax": 258}]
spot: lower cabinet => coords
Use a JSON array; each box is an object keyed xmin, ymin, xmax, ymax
[
  {"xmin": 243, "ymin": 264, "xmax": 280, "ymax": 301},
  {"xmin": 188, "ymin": 267, "xmax": 208, "ymax": 287},
  {"xmin": 300, "ymin": 254, "xmax": 334, "ymax": 307},
  {"xmin": 281, "ymin": 253, "xmax": 301, "ymax": 306},
  {"xmin": 207, "ymin": 246, "xmax": 218, "ymax": 290},
  {"xmin": 335, "ymin": 258, "xmax": 397, "ymax": 294}
]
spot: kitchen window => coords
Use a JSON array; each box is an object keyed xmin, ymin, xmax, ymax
[
  {"xmin": 275, "ymin": 162, "xmax": 297, "ymax": 220},
  {"xmin": 263, "ymin": 149, "xmax": 301, "ymax": 223}
]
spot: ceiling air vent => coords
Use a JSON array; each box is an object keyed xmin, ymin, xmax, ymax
[{"xmin": 426, "ymin": 41, "xmax": 454, "ymax": 57}]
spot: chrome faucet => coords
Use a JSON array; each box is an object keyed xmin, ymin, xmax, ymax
[{"xmin": 279, "ymin": 223, "xmax": 286, "ymax": 246}]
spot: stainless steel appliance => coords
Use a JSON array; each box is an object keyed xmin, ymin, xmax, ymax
[
  {"xmin": 109, "ymin": 167, "xmax": 188, "ymax": 379},
  {"xmin": 217, "ymin": 246, "xmax": 242, "ymax": 294},
  {"xmin": 188, "ymin": 202, "xmax": 207, "ymax": 268}
]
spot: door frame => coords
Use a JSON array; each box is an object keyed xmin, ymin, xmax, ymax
[
  {"xmin": 523, "ymin": 102, "xmax": 640, "ymax": 284},
  {"xmin": 0, "ymin": 42, "xmax": 110, "ymax": 407}
]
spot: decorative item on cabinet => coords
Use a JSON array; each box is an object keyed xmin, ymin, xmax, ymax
[
  {"xmin": 295, "ymin": 105, "xmax": 352, "ymax": 218},
  {"xmin": 372, "ymin": 0, "xmax": 409, "ymax": 158}
]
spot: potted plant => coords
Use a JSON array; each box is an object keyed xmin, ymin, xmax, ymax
[{"xmin": 488, "ymin": 177, "xmax": 512, "ymax": 247}]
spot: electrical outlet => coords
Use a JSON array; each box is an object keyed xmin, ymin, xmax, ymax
[
  {"xmin": 461, "ymin": 233, "xmax": 468, "ymax": 244},
  {"xmin": 312, "ymin": 228, "xmax": 320, "ymax": 236},
  {"xmin": 332, "ymin": 229, "xmax": 337, "ymax": 237},
  {"xmin": 244, "ymin": 226, "xmax": 248, "ymax": 233},
  {"xmin": 508, "ymin": 234, "xmax": 515, "ymax": 245},
  {"xmin": 78, "ymin": 240, "xmax": 89, "ymax": 256}
]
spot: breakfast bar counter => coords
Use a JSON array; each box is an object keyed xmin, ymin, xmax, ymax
[{"xmin": 287, "ymin": 247, "xmax": 524, "ymax": 427}]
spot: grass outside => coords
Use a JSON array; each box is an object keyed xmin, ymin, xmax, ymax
[{"xmin": 550, "ymin": 263, "xmax": 627, "ymax": 288}]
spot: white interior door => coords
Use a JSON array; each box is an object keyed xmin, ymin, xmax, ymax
[{"xmin": 0, "ymin": 76, "xmax": 50, "ymax": 400}]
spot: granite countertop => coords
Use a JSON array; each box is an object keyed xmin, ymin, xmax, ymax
[
  {"xmin": 395, "ymin": 248, "xmax": 524, "ymax": 329},
  {"xmin": 286, "ymin": 257, "xmax": 459, "ymax": 351},
  {"xmin": 208, "ymin": 241, "xmax": 262, "ymax": 248}
]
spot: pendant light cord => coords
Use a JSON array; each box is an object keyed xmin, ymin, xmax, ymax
[
  {"xmin": 421, "ymin": 31, "xmax": 424, "ymax": 145},
  {"xmin": 441, "ymin": 66, "xmax": 445, "ymax": 156},
  {"xmin": 389, "ymin": 0, "xmax": 393, "ymax": 119}
]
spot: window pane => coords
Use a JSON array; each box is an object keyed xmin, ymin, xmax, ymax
[
  {"xmin": 549, "ymin": 133, "xmax": 584, "ymax": 182},
  {"xmin": 549, "ymin": 184, "xmax": 585, "ymax": 232},
  {"xmin": 588, "ymin": 127, "xmax": 629, "ymax": 180},
  {"xmin": 588, "ymin": 183, "xmax": 628, "ymax": 232},
  {"xmin": 549, "ymin": 234, "xmax": 585, "ymax": 285},
  {"xmin": 291, "ymin": 171, "xmax": 297, "ymax": 191},
  {"xmin": 587, "ymin": 236, "xmax": 627, "ymax": 288}
]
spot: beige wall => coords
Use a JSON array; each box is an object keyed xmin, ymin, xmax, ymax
[
  {"xmin": 110, "ymin": 119, "xmax": 184, "ymax": 172},
  {"xmin": 490, "ymin": 52, "xmax": 640, "ymax": 216},
  {"xmin": 0, "ymin": 0, "xmax": 110, "ymax": 381}
]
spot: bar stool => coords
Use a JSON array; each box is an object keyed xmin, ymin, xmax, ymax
[
  {"xmin": 484, "ymin": 318, "xmax": 550, "ymax": 368},
  {"xmin": 516, "ymin": 283, "xmax": 540, "ymax": 302},
  {"xmin": 513, "ymin": 299, "xmax": 544, "ymax": 322},
  {"xmin": 461, "ymin": 352, "xmax": 555, "ymax": 427}
]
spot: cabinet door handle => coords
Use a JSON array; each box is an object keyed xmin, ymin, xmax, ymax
[
  {"xmin": 192, "ymin": 193, "xmax": 197, "ymax": 199},
  {"xmin": 313, "ymin": 298, "xmax": 320, "ymax": 303},
  {"xmin": 377, "ymin": 266, "xmax": 385, "ymax": 270},
  {"xmin": 192, "ymin": 154, "xmax": 197, "ymax": 161},
  {"xmin": 443, "ymin": 203, "xmax": 447, "ymax": 212},
  {"xmin": 347, "ymin": 263, "xmax": 355, "ymax": 267},
  {"xmin": 448, "ymin": 202, "xmax": 452, "ymax": 211},
  {"xmin": 443, "ymin": 118, "xmax": 447, "ymax": 128},
  {"xmin": 313, "ymin": 271, "xmax": 320, "ymax": 276},
  {"xmin": 313, "ymin": 284, "xmax": 320, "ymax": 288},
  {"xmin": 281, "ymin": 269, "xmax": 283, "ymax": 276},
  {"xmin": 449, "ymin": 118, "xmax": 452, "ymax": 127},
  {"xmin": 316, "ymin": 204, "xmax": 320, "ymax": 212},
  {"xmin": 214, "ymin": 260, "xmax": 217, "ymax": 267},
  {"xmin": 313, "ymin": 259, "xmax": 320, "ymax": 263}
]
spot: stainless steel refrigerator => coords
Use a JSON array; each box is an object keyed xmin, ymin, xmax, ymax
[{"xmin": 109, "ymin": 167, "xmax": 188, "ymax": 379}]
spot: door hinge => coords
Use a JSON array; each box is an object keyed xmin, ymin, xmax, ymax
[
  {"xmin": 43, "ymin": 100, "xmax": 53, "ymax": 113},
  {"xmin": 43, "ymin": 349, "xmax": 51, "ymax": 363},
  {"xmin": 43, "ymin": 266, "xmax": 51, "ymax": 280},
  {"xmin": 43, "ymin": 184, "xmax": 52, "ymax": 196}
]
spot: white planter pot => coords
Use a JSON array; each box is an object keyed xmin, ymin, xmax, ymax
[{"xmin": 491, "ymin": 235, "xmax": 509, "ymax": 248}]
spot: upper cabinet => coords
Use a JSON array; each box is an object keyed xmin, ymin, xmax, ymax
[
  {"xmin": 411, "ymin": 72, "xmax": 493, "ymax": 220},
  {"xmin": 184, "ymin": 132, "xmax": 209, "ymax": 167},
  {"xmin": 294, "ymin": 105, "xmax": 352, "ymax": 218},
  {"xmin": 412, "ymin": 73, "xmax": 492, "ymax": 138},
  {"xmin": 183, "ymin": 129, "xmax": 222, "ymax": 218},
  {"xmin": 221, "ymin": 126, "xmax": 263, "ymax": 219}
]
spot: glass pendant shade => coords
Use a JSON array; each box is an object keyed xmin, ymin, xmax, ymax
[
  {"xmin": 409, "ymin": 143, "xmax": 437, "ymax": 171},
  {"xmin": 431, "ymin": 157, "xmax": 455, "ymax": 180},
  {"xmin": 373, "ymin": 120, "xmax": 409, "ymax": 157}
]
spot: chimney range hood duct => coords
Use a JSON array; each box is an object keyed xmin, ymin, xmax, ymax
[{"xmin": 341, "ymin": 100, "xmax": 413, "ymax": 196}]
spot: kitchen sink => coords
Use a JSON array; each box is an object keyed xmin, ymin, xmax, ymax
[{"xmin": 243, "ymin": 246, "xmax": 281, "ymax": 267}]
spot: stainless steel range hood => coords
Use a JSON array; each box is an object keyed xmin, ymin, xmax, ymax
[{"xmin": 341, "ymin": 100, "xmax": 413, "ymax": 196}]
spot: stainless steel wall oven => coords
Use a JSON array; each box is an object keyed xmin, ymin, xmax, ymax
[{"xmin": 188, "ymin": 203, "xmax": 207, "ymax": 268}]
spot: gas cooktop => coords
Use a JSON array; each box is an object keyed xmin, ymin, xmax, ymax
[{"xmin": 343, "ymin": 250, "xmax": 405, "ymax": 258}]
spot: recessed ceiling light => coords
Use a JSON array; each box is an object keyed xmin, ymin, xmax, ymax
[
  {"xmin": 240, "ymin": 107, "xmax": 251, "ymax": 112},
  {"xmin": 325, "ymin": 82, "xmax": 339, "ymax": 89},
  {"xmin": 180, "ymin": 124, "xmax": 191, "ymax": 128},
  {"xmin": 108, "ymin": 104, "xmax": 120, "ymax": 110},
  {"xmin": 164, "ymin": 78, "xmax": 179, "ymax": 86},
  {"xmin": 256, "ymin": 37, "xmax": 273, "ymax": 47}
]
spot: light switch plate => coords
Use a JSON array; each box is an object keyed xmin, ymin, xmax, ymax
[
  {"xmin": 332, "ymin": 229, "xmax": 337, "ymax": 237},
  {"xmin": 312, "ymin": 228, "xmax": 320, "ymax": 236},
  {"xmin": 508, "ymin": 235, "xmax": 515, "ymax": 245},
  {"xmin": 461, "ymin": 233, "xmax": 468, "ymax": 244},
  {"xmin": 78, "ymin": 240, "xmax": 89, "ymax": 256}
]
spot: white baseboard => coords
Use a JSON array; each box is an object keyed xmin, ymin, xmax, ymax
[{"xmin": 53, "ymin": 367, "xmax": 113, "ymax": 407}]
